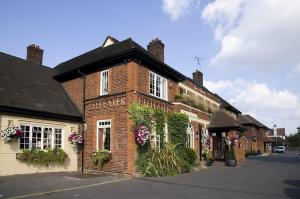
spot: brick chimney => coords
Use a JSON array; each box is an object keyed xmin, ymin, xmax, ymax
[
  {"xmin": 193, "ymin": 70, "xmax": 203, "ymax": 86},
  {"xmin": 147, "ymin": 38, "xmax": 164, "ymax": 62},
  {"xmin": 26, "ymin": 44, "xmax": 43, "ymax": 65}
]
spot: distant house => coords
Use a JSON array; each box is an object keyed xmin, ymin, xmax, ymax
[{"xmin": 237, "ymin": 114, "xmax": 272, "ymax": 154}]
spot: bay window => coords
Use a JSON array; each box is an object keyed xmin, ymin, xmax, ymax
[{"xmin": 149, "ymin": 71, "xmax": 167, "ymax": 100}]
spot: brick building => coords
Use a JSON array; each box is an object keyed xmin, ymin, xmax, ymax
[
  {"xmin": 1, "ymin": 36, "xmax": 271, "ymax": 175},
  {"xmin": 52, "ymin": 36, "xmax": 251, "ymax": 173}
]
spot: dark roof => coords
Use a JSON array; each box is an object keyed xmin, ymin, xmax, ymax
[
  {"xmin": 238, "ymin": 114, "xmax": 269, "ymax": 129},
  {"xmin": 54, "ymin": 38, "xmax": 186, "ymax": 82},
  {"xmin": 0, "ymin": 52, "xmax": 82, "ymax": 121},
  {"xmin": 214, "ymin": 94, "xmax": 241, "ymax": 114},
  {"xmin": 208, "ymin": 110, "xmax": 244, "ymax": 131},
  {"xmin": 268, "ymin": 136, "xmax": 287, "ymax": 144}
]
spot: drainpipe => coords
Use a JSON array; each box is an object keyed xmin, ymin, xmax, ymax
[{"xmin": 78, "ymin": 69, "xmax": 86, "ymax": 174}]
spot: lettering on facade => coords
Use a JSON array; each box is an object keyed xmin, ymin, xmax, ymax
[
  {"xmin": 87, "ymin": 97, "xmax": 126, "ymax": 111},
  {"xmin": 138, "ymin": 98, "xmax": 170, "ymax": 112}
]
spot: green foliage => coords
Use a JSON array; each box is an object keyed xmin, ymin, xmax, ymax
[
  {"xmin": 167, "ymin": 112, "xmax": 189, "ymax": 148},
  {"xmin": 179, "ymin": 147, "xmax": 197, "ymax": 172},
  {"xmin": 16, "ymin": 148, "xmax": 67, "ymax": 164},
  {"xmin": 90, "ymin": 150, "xmax": 112, "ymax": 168},
  {"xmin": 226, "ymin": 149, "xmax": 236, "ymax": 160},
  {"xmin": 175, "ymin": 94, "xmax": 214, "ymax": 114},
  {"xmin": 286, "ymin": 132, "xmax": 300, "ymax": 147},
  {"xmin": 153, "ymin": 109, "xmax": 165, "ymax": 146},
  {"xmin": 128, "ymin": 103, "xmax": 154, "ymax": 128},
  {"xmin": 136, "ymin": 143, "xmax": 181, "ymax": 177}
]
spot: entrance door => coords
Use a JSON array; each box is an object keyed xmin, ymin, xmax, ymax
[{"xmin": 213, "ymin": 135, "xmax": 225, "ymax": 160}]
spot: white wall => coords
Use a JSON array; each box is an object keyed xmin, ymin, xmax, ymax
[{"xmin": 0, "ymin": 114, "xmax": 79, "ymax": 176}]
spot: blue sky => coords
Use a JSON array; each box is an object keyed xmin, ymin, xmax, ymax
[{"xmin": 1, "ymin": 0, "xmax": 299, "ymax": 134}]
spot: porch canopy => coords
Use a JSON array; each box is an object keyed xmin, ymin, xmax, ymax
[{"xmin": 208, "ymin": 110, "xmax": 245, "ymax": 133}]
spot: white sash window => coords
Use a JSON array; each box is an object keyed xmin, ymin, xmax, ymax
[
  {"xmin": 100, "ymin": 70, "xmax": 109, "ymax": 95},
  {"xmin": 149, "ymin": 71, "xmax": 168, "ymax": 100}
]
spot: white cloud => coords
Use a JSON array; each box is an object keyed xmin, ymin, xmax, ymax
[
  {"xmin": 202, "ymin": 0, "xmax": 300, "ymax": 71},
  {"xmin": 162, "ymin": 0, "xmax": 200, "ymax": 21},
  {"xmin": 295, "ymin": 62, "xmax": 300, "ymax": 72},
  {"xmin": 204, "ymin": 79, "xmax": 300, "ymax": 133}
]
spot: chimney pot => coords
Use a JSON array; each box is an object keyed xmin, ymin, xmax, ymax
[
  {"xmin": 147, "ymin": 38, "xmax": 164, "ymax": 62},
  {"xmin": 26, "ymin": 44, "xmax": 43, "ymax": 65}
]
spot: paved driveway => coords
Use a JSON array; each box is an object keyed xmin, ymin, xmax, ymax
[{"xmin": 0, "ymin": 152, "xmax": 299, "ymax": 199}]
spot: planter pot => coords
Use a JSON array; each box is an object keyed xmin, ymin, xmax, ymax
[
  {"xmin": 206, "ymin": 159, "xmax": 213, "ymax": 167},
  {"xmin": 227, "ymin": 159, "xmax": 237, "ymax": 167}
]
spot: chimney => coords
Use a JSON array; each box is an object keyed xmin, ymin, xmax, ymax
[
  {"xmin": 26, "ymin": 44, "xmax": 43, "ymax": 65},
  {"xmin": 192, "ymin": 70, "xmax": 203, "ymax": 86},
  {"xmin": 147, "ymin": 38, "xmax": 164, "ymax": 62}
]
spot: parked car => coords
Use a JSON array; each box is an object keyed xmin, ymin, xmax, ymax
[{"xmin": 274, "ymin": 146, "xmax": 286, "ymax": 153}]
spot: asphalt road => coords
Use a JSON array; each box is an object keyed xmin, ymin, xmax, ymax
[{"xmin": 0, "ymin": 151, "xmax": 299, "ymax": 199}]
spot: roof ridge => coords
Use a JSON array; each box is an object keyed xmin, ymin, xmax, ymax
[{"xmin": 0, "ymin": 51, "xmax": 50, "ymax": 68}]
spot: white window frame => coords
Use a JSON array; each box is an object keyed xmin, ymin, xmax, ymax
[
  {"xmin": 149, "ymin": 71, "xmax": 168, "ymax": 100},
  {"xmin": 187, "ymin": 123, "xmax": 194, "ymax": 149},
  {"xmin": 96, "ymin": 119, "xmax": 112, "ymax": 152},
  {"xmin": 100, "ymin": 70, "xmax": 109, "ymax": 95},
  {"xmin": 19, "ymin": 125, "xmax": 63, "ymax": 151}
]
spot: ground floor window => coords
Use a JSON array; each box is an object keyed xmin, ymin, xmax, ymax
[
  {"xmin": 19, "ymin": 125, "xmax": 62, "ymax": 150},
  {"xmin": 187, "ymin": 123, "xmax": 194, "ymax": 149},
  {"xmin": 97, "ymin": 120, "xmax": 111, "ymax": 151}
]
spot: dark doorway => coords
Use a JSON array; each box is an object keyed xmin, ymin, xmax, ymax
[{"xmin": 212, "ymin": 134, "xmax": 225, "ymax": 160}]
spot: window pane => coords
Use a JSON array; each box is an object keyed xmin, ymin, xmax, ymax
[
  {"xmin": 43, "ymin": 128, "xmax": 52, "ymax": 149},
  {"xmin": 156, "ymin": 76, "xmax": 161, "ymax": 97},
  {"xmin": 101, "ymin": 70, "xmax": 108, "ymax": 95},
  {"xmin": 54, "ymin": 128, "xmax": 62, "ymax": 148},
  {"xmin": 32, "ymin": 126, "xmax": 42, "ymax": 149},
  {"xmin": 20, "ymin": 125, "xmax": 30, "ymax": 149},
  {"xmin": 103, "ymin": 128, "xmax": 110, "ymax": 151},
  {"xmin": 150, "ymin": 73, "xmax": 155, "ymax": 95}
]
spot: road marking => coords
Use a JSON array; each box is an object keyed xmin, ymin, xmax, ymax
[{"xmin": 6, "ymin": 177, "xmax": 130, "ymax": 199}]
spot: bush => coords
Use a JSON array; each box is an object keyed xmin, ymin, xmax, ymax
[
  {"xmin": 16, "ymin": 148, "xmax": 66, "ymax": 164},
  {"xmin": 91, "ymin": 150, "xmax": 112, "ymax": 168},
  {"xmin": 136, "ymin": 143, "xmax": 181, "ymax": 177},
  {"xmin": 179, "ymin": 147, "xmax": 197, "ymax": 172}
]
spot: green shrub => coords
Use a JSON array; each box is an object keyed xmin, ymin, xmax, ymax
[
  {"xmin": 16, "ymin": 148, "xmax": 67, "ymax": 164},
  {"xmin": 136, "ymin": 143, "xmax": 181, "ymax": 177},
  {"xmin": 178, "ymin": 147, "xmax": 197, "ymax": 172},
  {"xmin": 91, "ymin": 150, "xmax": 112, "ymax": 168},
  {"xmin": 167, "ymin": 112, "xmax": 189, "ymax": 148}
]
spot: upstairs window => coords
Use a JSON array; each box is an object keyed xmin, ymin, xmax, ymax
[
  {"xmin": 149, "ymin": 72, "xmax": 167, "ymax": 100},
  {"xmin": 100, "ymin": 70, "xmax": 109, "ymax": 95}
]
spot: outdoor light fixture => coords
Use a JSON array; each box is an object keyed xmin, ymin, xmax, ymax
[
  {"xmin": 221, "ymin": 132, "xmax": 226, "ymax": 137},
  {"xmin": 212, "ymin": 133, "xmax": 216, "ymax": 137}
]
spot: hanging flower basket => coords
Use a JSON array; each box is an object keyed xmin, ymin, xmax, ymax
[
  {"xmin": 134, "ymin": 125, "xmax": 149, "ymax": 146},
  {"xmin": 1, "ymin": 126, "xmax": 23, "ymax": 143},
  {"xmin": 68, "ymin": 132, "xmax": 83, "ymax": 145}
]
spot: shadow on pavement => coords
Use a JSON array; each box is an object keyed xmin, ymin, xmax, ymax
[
  {"xmin": 284, "ymin": 179, "xmax": 300, "ymax": 199},
  {"xmin": 136, "ymin": 177, "xmax": 285, "ymax": 198}
]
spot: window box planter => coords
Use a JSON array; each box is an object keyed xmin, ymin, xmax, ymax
[{"xmin": 226, "ymin": 159, "xmax": 237, "ymax": 167}]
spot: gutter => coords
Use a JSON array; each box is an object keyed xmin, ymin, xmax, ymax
[{"xmin": 78, "ymin": 69, "xmax": 86, "ymax": 174}]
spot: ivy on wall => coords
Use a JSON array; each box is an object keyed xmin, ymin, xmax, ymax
[
  {"xmin": 167, "ymin": 112, "xmax": 189, "ymax": 148},
  {"xmin": 128, "ymin": 103, "xmax": 197, "ymax": 177}
]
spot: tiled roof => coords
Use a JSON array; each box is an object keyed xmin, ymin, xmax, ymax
[
  {"xmin": 0, "ymin": 52, "xmax": 82, "ymax": 121},
  {"xmin": 208, "ymin": 110, "xmax": 244, "ymax": 130}
]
